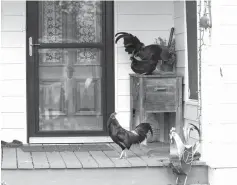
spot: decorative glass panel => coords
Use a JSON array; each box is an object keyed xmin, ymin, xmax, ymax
[
  {"xmin": 38, "ymin": 1, "xmax": 102, "ymax": 43},
  {"xmin": 39, "ymin": 48, "xmax": 101, "ymax": 65},
  {"xmin": 38, "ymin": 48, "xmax": 102, "ymax": 131}
]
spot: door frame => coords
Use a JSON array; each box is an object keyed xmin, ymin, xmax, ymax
[{"xmin": 26, "ymin": 1, "xmax": 114, "ymax": 141}]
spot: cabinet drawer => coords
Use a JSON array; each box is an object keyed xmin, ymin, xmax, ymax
[
  {"xmin": 145, "ymin": 90, "xmax": 175, "ymax": 103},
  {"xmin": 145, "ymin": 79, "xmax": 176, "ymax": 102},
  {"xmin": 144, "ymin": 102, "xmax": 176, "ymax": 112},
  {"xmin": 144, "ymin": 78, "xmax": 177, "ymax": 112},
  {"xmin": 144, "ymin": 78, "xmax": 176, "ymax": 87}
]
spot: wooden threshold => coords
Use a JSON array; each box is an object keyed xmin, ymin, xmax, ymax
[{"xmin": 29, "ymin": 136, "xmax": 113, "ymax": 144}]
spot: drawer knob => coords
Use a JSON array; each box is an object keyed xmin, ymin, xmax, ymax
[{"xmin": 154, "ymin": 87, "xmax": 167, "ymax": 91}]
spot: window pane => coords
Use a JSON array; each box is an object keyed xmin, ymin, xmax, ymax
[
  {"xmin": 186, "ymin": 1, "xmax": 198, "ymax": 100},
  {"xmin": 38, "ymin": 48, "xmax": 102, "ymax": 131},
  {"xmin": 38, "ymin": 1, "xmax": 102, "ymax": 43}
]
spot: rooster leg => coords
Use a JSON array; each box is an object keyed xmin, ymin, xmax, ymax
[
  {"xmin": 119, "ymin": 150, "xmax": 125, "ymax": 159},
  {"xmin": 176, "ymin": 176, "xmax": 179, "ymax": 185},
  {"xmin": 184, "ymin": 176, "xmax": 188, "ymax": 185},
  {"xmin": 175, "ymin": 177, "xmax": 179, "ymax": 184},
  {"xmin": 124, "ymin": 150, "xmax": 127, "ymax": 158}
]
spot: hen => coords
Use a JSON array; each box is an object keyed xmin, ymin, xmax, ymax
[
  {"xmin": 107, "ymin": 112, "xmax": 153, "ymax": 159},
  {"xmin": 115, "ymin": 32, "xmax": 169, "ymax": 75}
]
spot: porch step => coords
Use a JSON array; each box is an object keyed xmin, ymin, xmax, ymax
[{"xmin": 2, "ymin": 166, "xmax": 208, "ymax": 185}]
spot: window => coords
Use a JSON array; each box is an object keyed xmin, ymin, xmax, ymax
[{"xmin": 186, "ymin": 1, "xmax": 198, "ymax": 100}]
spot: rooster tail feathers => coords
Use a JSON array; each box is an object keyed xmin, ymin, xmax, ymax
[
  {"xmin": 189, "ymin": 123, "xmax": 201, "ymax": 139},
  {"xmin": 135, "ymin": 123, "xmax": 153, "ymax": 137},
  {"xmin": 115, "ymin": 32, "xmax": 144, "ymax": 46},
  {"xmin": 115, "ymin": 32, "xmax": 130, "ymax": 43},
  {"xmin": 115, "ymin": 32, "xmax": 130, "ymax": 37},
  {"xmin": 183, "ymin": 123, "xmax": 201, "ymax": 143},
  {"xmin": 115, "ymin": 34, "xmax": 127, "ymax": 44}
]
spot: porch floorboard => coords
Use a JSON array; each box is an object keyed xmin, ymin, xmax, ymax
[
  {"xmin": 16, "ymin": 148, "xmax": 34, "ymax": 169},
  {"xmin": 60, "ymin": 151, "xmax": 82, "ymax": 168},
  {"xmin": 74, "ymin": 151, "xmax": 99, "ymax": 168},
  {"xmin": 2, "ymin": 142, "xmax": 205, "ymax": 170}
]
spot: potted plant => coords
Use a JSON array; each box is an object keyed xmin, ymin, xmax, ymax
[{"xmin": 154, "ymin": 37, "xmax": 176, "ymax": 73}]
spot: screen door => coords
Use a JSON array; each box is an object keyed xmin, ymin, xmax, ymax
[{"xmin": 26, "ymin": 1, "xmax": 114, "ymax": 138}]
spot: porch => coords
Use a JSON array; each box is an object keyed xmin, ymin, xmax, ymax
[
  {"xmin": 1, "ymin": 142, "xmax": 208, "ymax": 185},
  {"xmin": 2, "ymin": 143, "xmax": 170, "ymax": 169}
]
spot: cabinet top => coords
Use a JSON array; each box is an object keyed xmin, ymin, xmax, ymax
[{"xmin": 129, "ymin": 73, "xmax": 182, "ymax": 78}]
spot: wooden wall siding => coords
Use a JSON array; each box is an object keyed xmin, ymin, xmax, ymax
[
  {"xmin": 0, "ymin": 1, "xmax": 27, "ymax": 142},
  {"xmin": 173, "ymin": 1, "xmax": 187, "ymax": 108},
  {"xmin": 115, "ymin": 1, "xmax": 174, "ymax": 130},
  {"xmin": 200, "ymin": 0, "xmax": 237, "ymax": 170},
  {"xmin": 173, "ymin": 1, "xmax": 186, "ymax": 85},
  {"xmin": 210, "ymin": 0, "xmax": 237, "ymax": 128}
]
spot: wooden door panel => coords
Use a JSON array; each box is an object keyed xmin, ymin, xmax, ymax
[
  {"xmin": 75, "ymin": 79, "xmax": 101, "ymax": 114},
  {"xmin": 39, "ymin": 80, "xmax": 65, "ymax": 115},
  {"xmin": 39, "ymin": 116, "xmax": 103, "ymax": 131}
]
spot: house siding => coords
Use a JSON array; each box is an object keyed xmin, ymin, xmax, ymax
[
  {"xmin": 203, "ymin": 0, "xmax": 237, "ymax": 167},
  {"xmin": 0, "ymin": 1, "xmax": 27, "ymax": 143},
  {"xmin": 201, "ymin": 0, "xmax": 237, "ymax": 183}
]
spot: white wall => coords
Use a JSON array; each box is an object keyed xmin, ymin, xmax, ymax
[
  {"xmin": 114, "ymin": 1, "xmax": 174, "ymax": 130},
  {"xmin": 200, "ymin": 0, "xmax": 237, "ymax": 183},
  {"xmin": 202, "ymin": 0, "xmax": 237, "ymax": 168},
  {"xmin": 0, "ymin": 1, "xmax": 27, "ymax": 143}
]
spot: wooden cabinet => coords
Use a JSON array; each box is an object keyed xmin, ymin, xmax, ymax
[{"xmin": 130, "ymin": 74, "xmax": 183, "ymax": 142}]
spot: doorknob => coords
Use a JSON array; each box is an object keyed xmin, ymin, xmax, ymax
[{"xmin": 29, "ymin": 37, "xmax": 40, "ymax": 56}]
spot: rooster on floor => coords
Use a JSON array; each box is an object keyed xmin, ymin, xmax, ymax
[
  {"xmin": 115, "ymin": 32, "xmax": 170, "ymax": 75},
  {"xmin": 107, "ymin": 112, "xmax": 153, "ymax": 159}
]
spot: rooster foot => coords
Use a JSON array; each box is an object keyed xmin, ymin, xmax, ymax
[{"xmin": 119, "ymin": 150, "xmax": 128, "ymax": 159}]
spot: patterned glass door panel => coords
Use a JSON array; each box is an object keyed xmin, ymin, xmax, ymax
[
  {"xmin": 38, "ymin": 1, "xmax": 103, "ymax": 131},
  {"xmin": 38, "ymin": 1, "xmax": 102, "ymax": 43}
]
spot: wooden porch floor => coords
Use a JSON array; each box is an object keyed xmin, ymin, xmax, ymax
[{"xmin": 1, "ymin": 142, "xmax": 173, "ymax": 170}]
